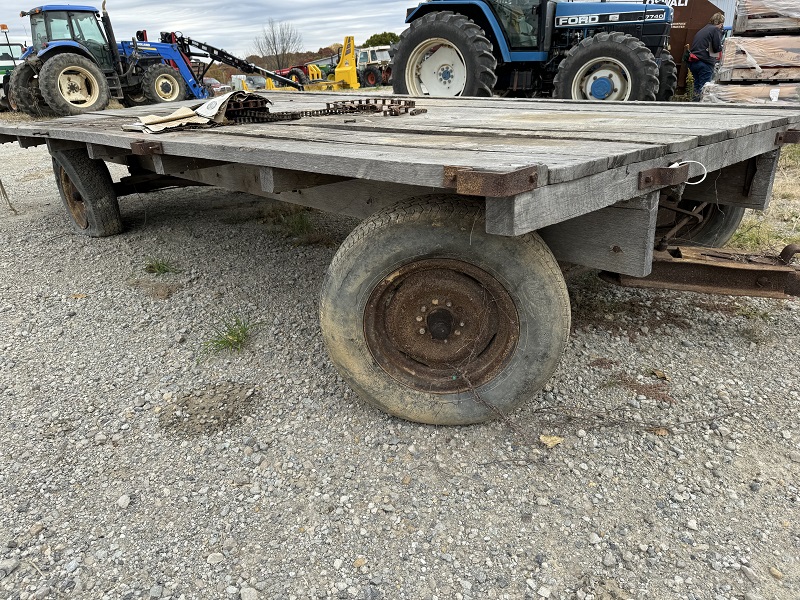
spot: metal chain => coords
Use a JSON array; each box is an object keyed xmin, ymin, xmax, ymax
[{"xmin": 225, "ymin": 98, "xmax": 418, "ymax": 124}]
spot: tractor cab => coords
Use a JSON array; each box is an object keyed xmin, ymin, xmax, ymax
[
  {"xmin": 490, "ymin": 0, "xmax": 544, "ymax": 49},
  {"xmin": 22, "ymin": 5, "xmax": 114, "ymax": 70}
]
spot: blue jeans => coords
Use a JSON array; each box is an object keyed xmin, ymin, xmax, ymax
[{"xmin": 688, "ymin": 60, "xmax": 714, "ymax": 101}]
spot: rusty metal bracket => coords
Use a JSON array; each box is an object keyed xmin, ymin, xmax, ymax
[
  {"xmin": 601, "ymin": 244, "xmax": 800, "ymax": 299},
  {"xmin": 775, "ymin": 129, "xmax": 800, "ymax": 145},
  {"xmin": 443, "ymin": 165, "xmax": 538, "ymax": 197},
  {"xmin": 638, "ymin": 163, "xmax": 690, "ymax": 190},
  {"xmin": 130, "ymin": 140, "xmax": 164, "ymax": 155}
]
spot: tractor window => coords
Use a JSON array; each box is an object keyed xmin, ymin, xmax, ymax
[
  {"xmin": 359, "ymin": 50, "xmax": 368, "ymax": 64},
  {"xmin": 370, "ymin": 50, "xmax": 378, "ymax": 62},
  {"xmin": 70, "ymin": 12, "xmax": 106, "ymax": 45},
  {"xmin": 490, "ymin": 0, "xmax": 540, "ymax": 50},
  {"xmin": 44, "ymin": 11, "xmax": 72, "ymax": 43},
  {"xmin": 29, "ymin": 12, "xmax": 51, "ymax": 50}
]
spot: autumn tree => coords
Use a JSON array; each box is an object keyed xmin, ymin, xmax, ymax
[
  {"xmin": 252, "ymin": 19, "xmax": 303, "ymax": 71},
  {"xmin": 363, "ymin": 32, "xmax": 400, "ymax": 47}
]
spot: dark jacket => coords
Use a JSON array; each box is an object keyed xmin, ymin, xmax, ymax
[{"xmin": 690, "ymin": 24, "xmax": 724, "ymax": 65}]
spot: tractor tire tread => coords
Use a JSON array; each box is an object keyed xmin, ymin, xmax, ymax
[
  {"xmin": 391, "ymin": 11, "xmax": 497, "ymax": 97},
  {"xmin": 553, "ymin": 31, "xmax": 659, "ymax": 101},
  {"xmin": 39, "ymin": 53, "xmax": 111, "ymax": 116}
]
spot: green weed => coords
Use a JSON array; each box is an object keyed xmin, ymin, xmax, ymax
[
  {"xmin": 201, "ymin": 315, "xmax": 254, "ymax": 356},
  {"xmin": 145, "ymin": 257, "xmax": 178, "ymax": 275}
]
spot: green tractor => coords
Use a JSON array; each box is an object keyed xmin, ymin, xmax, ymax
[{"xmin": 0, "ymin": 25, "xmax": 24, "ymax": 111}]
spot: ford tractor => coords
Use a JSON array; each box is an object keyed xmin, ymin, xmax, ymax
[
  {"xmin": 9, "ymin": 3, "xmax": 210, "ymax": 117},
  {"xmin": 392, "ymin": 0, "xmax": 677, "ymax": 101}
]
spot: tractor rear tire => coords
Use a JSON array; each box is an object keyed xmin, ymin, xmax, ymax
[
  {"xmin": 142, "ymin": 64, "xmax": 187, "ymax": 103},
  {"xmin": 553, "ymin": 32, "xmax": 659, "ymax": 101},
  {"xmin": 51, "ymin": 148, "xmax": 123, "ymax": 237},
  {"xmin": 288, "ymin": 68, "xmax": 309, "ymax": 85},
  {"xmin": 657, "ymin": 52, "xmax": 678, "ymax": 101},
  {"xmin": 39, "ymin": 53, "xmax": 111, "ymax": 116},
  {"xmin": 391, "ymin": 11, "xmax": 497, "ymax": 97},
  {"xmin": 362, "ymin": 65, "xmax": 382, "ymax": 87},
  {"xmin": 320, "ymin": 196, "xmax": 571, "ymax": 425},
  {"xmin": 9, "ymin": 61, "xmax": 55, "ymax": 117}
]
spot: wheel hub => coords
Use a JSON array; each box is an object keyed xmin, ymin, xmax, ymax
[
  {"xmin": 57, "ymin": 165, "xmax": 88, "ymax": 229},
  {"xmin": 364, "ymin": 259, "xmax": 519, "ymax": 393},
  {"xmin": 589, "ymin": 75, "xmax": 614, "ymax": 100}
]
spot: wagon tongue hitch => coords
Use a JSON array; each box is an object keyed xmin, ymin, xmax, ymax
[{"xmin": 601, "ymin": 244, "xmax": 800, "ymax": 299}]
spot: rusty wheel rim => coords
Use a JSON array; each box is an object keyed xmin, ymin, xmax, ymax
[
  {"xmin": 58, "ymin": 165, "xmax": 88, "ymax": 229},
  {"xmin": 364, "ymin": 258, "xmax": 519, "ymax": 393}
]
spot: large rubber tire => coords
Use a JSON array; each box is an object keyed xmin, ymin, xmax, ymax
[
  {"xmin": 657, "ymin": 52, "xmax": 678, "ymax": 102},
  {"xmin": 142, "ymin": 64, "xmax": 187, "ymax": 104},
  {"xmin": 391, "ymin": 11, "xmax": 497, "ymax": 97},
  {"xmin": 288, "ymin": 68, "xmax": 310, "ymax": 85},
  {"xmin": 553, "ymin": 32, "xmax": 659, "ymax": 101},
  {"xmin": 655, "ymin": 200, "xmax": 745, "ymax": 248},
  {"xmin": 51, "ymin": 148, "xmax": 123, "ymax": 237},
  {"xmin": 121, "ymin": 91, "xmax": 150, "ymax": 107},
  {"xmin": 361, "ymin": 65, "xmax": 382, "ymax": 87},
  {"xmin": 320, "ymin": 196, "xmax": 571, "ymax": 425},
  {"xmin": 9, "ymin": 61, "xmax": 55, "ymax": 117},
  {"xmin": 39, "ymin": 53, "xmax": 110, "ymax": 116}
]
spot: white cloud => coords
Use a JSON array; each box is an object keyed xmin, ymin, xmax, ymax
[{"xmin": 1, "ymin": 1, "xmax": 412, "ymax": 55}]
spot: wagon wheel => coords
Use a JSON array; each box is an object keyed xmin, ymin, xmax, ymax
[
  {"xmin": 655, "ymin": 199, "xmax": 745, "ymax": 248},
  {"xmin": 51, "ymin": 148, "xmax": 123, "ymax": 237},
  {"xmin": 320, "ymin": 196, "xmax": 570, "ymax": 425},
  {"xmin": 391, "ymin": 11, "xmax": 497, "ymax": 97}
]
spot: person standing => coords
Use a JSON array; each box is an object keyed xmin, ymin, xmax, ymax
[{"xmin": 687, "ymin": 13, "xmax": 725, "ymax": 100}]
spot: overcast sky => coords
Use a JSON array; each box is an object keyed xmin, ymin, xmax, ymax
[{"xmin": 1, "ymin": 1, "xmax": 413, "ymax": 56}]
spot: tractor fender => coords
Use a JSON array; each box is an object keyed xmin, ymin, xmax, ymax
[
  {"xmin": 36, "ymin": 41, "xmax": 95, "ymax": 64},
  {"xmin": 406, "ymin": 0, "xmax": 513, "ymax": 62}
]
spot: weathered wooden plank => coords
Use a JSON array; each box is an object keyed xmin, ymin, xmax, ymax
[
  {"xmin": 685, "ymin": 150, "xmax": 780, "ymax": 210},
  {"xmin": 485, "ymin": 126, "xmax": 784, "ymax": 235},
  {"xmin": 539, "ymin": 192, "xmax": 658, "ymax": 277},
  {"xmin": 86, "ymin": 142, "xmax": 130, "ymax": 160},
  {"xmin": 718, "ymin": 67, "xmax": 800, "ymax": 82},
  {"xmin": 151, "ymin": 155, "xmax": 224, "ymax": 175},
  {"xmin": 260, "ymin": 168, "xmax": 349, "ymax": 193},
  {"xmin": 162, "ymin": 162, "xmax": 436, "ymax": 218}
]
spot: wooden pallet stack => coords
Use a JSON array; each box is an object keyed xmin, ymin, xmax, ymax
[{"xmin": 707, "ymin": 0, "xmax": 800, "ymax": 103}]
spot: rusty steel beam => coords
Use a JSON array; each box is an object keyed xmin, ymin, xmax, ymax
[{"xmin": 601, "ymin": 245, "xmax": 800, "ymax": 299}]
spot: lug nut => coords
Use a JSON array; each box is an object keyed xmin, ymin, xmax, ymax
[{"xmin": 419, "ymin": 328, "xmax": 426, "ymax": 335}]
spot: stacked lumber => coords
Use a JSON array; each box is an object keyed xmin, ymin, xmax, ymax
[
  {"xmin": 703, "ymin": 82, "xmax": 800, "ymax": 104},
  {"xmin": 734, "ymin": 0, "xmax": 800, "ymax": 35},
  {"xmin": 717, "ymin": 36, "xmax": 800, "ymax": 82},
  {"xmin": 707, "ymin": 1, "xmax": 800, "ymax": 104}
]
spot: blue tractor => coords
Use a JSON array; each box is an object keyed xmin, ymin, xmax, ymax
[
  {"xmin": 392, "ymin": 0, "xmax": 677, "ymax": 100},
  {"xmin": 9, "ymin": 3, "xmax": 209, "ymax": 117}
]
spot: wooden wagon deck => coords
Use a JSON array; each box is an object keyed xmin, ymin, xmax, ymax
[
  {"xmin": 1, "ymin": 91, "xmax": 799, "ymax": 277},
  {"xmin": 2, "ymin": 92, "xmax": 800, "ymax": 425}
]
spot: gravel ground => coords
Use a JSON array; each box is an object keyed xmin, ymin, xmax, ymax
[{"xmin": 0, "ymin": 125, "xmax": 798, "ymax": 600}]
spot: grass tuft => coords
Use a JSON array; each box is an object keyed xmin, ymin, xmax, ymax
[
  {"xmin": 201, "ymin": 315, "xmax": 253, "ymax": 356},
  {"xmin": 145, "ymin": 257, "xmax": 178, "ymax": 275}
]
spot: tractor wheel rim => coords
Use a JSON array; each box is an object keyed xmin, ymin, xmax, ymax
[
  {"xmin": 406, "ymin": 38, "xmax": 467, "ymax": 96},
  {"xmin": 571, "ymin": 57, "xmax": 632, "ymax": 101},
  {"xmin": 58, "ymin": 165, "xmax": 88, "ymax": 229},
  {"xmin": 57, "ymin": 66, "xmax": 100, "ymax": 106},
  {"xmin": 364, "ymin": 258, "xmax": 519, "ymax": 393},
  {"xmin": 155, "ymin": 74, "xmax": 180, "ymax": 101}
]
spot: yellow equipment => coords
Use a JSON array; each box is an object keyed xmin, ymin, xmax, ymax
[{"xmin": 302, "ymin": 36, "xmax": 360, "ymax": 91}]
